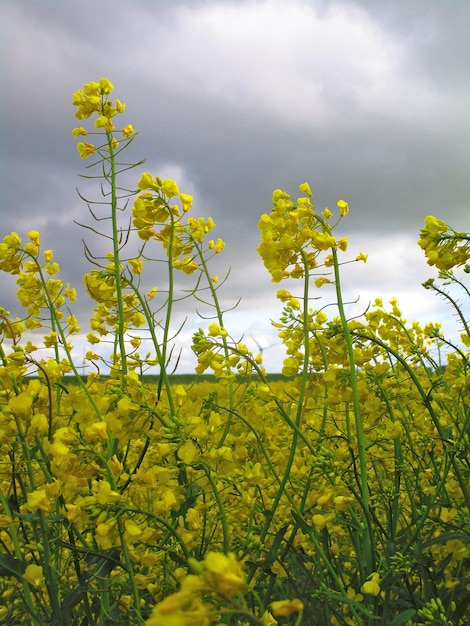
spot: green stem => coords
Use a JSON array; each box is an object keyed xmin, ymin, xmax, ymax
[
  {"xmin": 105, "ymin": 128, "xmax": 128, "ymax": 380},
  {"xmin": 193, "ymin": 462, "xmax": 230, "ymax": 553},
  {"xmin": 331, "ymin": 245, "xmax": 375, "ymax": 577},
  {"xmin": 156, "ymin": 209, "xmax": 177, "ymax": 403},
  {"xmin": 126, "ymin": 279, "xmax": 175, "ymax": 415},
  {"xmin": 38, "ymin": 512, "xmax": 66, "ymax": 626},
  {"xmin": 193, "ymin": 240, "xmax": 235, "ymax": 447}
]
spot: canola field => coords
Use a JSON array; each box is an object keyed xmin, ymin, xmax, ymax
[{"xmin": 0, "ymin": 78, "xmax": 468, "ymax": 625}]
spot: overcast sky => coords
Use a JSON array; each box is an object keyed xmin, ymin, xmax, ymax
[{"xmin": 1, "ymin": 0, "xmax": 469, "ymax": 373}]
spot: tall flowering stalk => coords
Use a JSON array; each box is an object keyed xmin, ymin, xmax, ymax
[{"xmin": 257, "ymin": 186, "xmax": 376, "ymax": 622}]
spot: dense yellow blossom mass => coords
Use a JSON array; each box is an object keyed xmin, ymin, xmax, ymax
[{"xmin": 0, "ymin": 78, "xmax": 467, "ymax": 626}]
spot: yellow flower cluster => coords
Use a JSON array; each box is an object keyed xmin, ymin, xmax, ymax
[
  {"xmin": 0, "ymin": 231, "xmax": 78, "ymax": 349},
  {"xmin": 418, "ymin": 215, "xmax": 470, "ymax": 270},
  {"xmin": 257, "ymin": 184, "xmax": 352, "ymax": 282},
  {"xmin": 131, "ymin": 172, "xmax": 223, "ymax": 277},
  {"xmin": 146, "ymin": 552, "xmax": 246, "ymax": 625},
  {"xmin": 191, "ymin": 326, "xmax": 261, "ymax": 379},
  {"xmin": 72, "ymin": 78, "xmax": 135, "ymax": 158}
]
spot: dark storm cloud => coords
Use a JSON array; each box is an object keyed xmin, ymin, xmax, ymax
[{"xmin": 1, "ymin": 0, "xmax": 469, "ymax": 370}]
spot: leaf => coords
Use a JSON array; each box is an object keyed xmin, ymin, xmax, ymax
[
  {"xmin": 0, "ymin": 553, "xmax": 26, "ymax": 580},
  {"xmin": 389, "ymin": 609, "xmax": 416, "ymax": 626},
  {"xmin": 420, "ymin": 532, "xmax": 470, "ymax": 549}
]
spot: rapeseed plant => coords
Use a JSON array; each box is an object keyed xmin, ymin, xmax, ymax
[{"xmin": 0, "ymin": 78, "xmax": 468, "ymax": 625}]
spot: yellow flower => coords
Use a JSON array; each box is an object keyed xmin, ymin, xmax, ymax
[
  {"xmin": 116, "ymin": 396, "xmax": 139, "ymax": 415},
  {"xmin": 62, "ymin": 504, "xmax": 81, "ymax": 522},
  {"xmin": 202, "ymin": 552, "xmax": 246, "ymax": 596},
  {"xmin": 72, "ymin": 126, "xmax": 88, "ymax": 137},
  {"xmin": 122, "ymin": 124, "xmax": 135, "ymax": 138},
  {"xmin": 130, "ymin": 335, "xmax": 141, "ymax": 348},
  {"xmin": 299, "ymin": 182, "xmax": 312, "ymax": 197},
  {"xmin": 146, "ymin": 286, "xmax": 158, "ymax": 300},
  {"xmin": 439, "ymin": 507, "xmax": 458, "ymax": 523},
  {"xmin": 108, "ymin": 137, "xmax": 119, "ymax": 150},
  {"xmin": 115, "ymin": 98, "xmax": 125, "ymax": 113},
  {"xmin": 180, "ymin": 193, "xmax": 193, "ymax": 212},
  {"xmin": 422, "ymin": 215, "xmax": 448, "ymax": 236},
  {"xmin": 87, "ymin": 333, "xmax": 100, "ymax": 345},
  {"xmin": 355, "ymin": 251, "xmax": 368, "ymax": 262},
  {"xmin": 312, "ymin": 513, "xmax": 328, "ymax": 530},
  {"xmin": 314, "ymin": 276, "xmax": 331, "ymax": 288},
  {"xmin": 23, "ymin": 564, "xmax": 44, "ymax": 588},
  {"xmin": 333, "ymin": 495, "xmax": 353, "ymax": 511},
  {"xmin": 28, "ymin": 231, "xmax": 41, "ymax": 245},
  {"xmin": 137, "ymin": 173, "xmax": 160, "ymax": 191},
  {"xmin": 337, "ymin": 199, "xmax": 349, "ymax": 216},
  {"xmin": 94, "ymin": 116, "xmax": 115, "ymax": 131},
  {"xmin": 66, "ymin": 314, "xmax": 81, "ymax": 334},
  {"xmin": 84, "ymin": 421, "xmax": 108, "ymax": 442},
  {"xmin": 8, "ymin": 391, "xmax": 33, "ymax": 417},
  {"xmin": 146, "ymin": 592, "xmax": 210, "ymax": 626},
  {"xmin": 125, "ymin": 519, "xmax": 143, "ymax": 538},
  {"xmin": 276, "ymin": 288, "xmax": 292, "ymax": 302},
  {"xmin": 207, "ymin": 322, "xmax": 228, "ymax": 337},
  {"xmin": 108, "ymin": 455, "xmax": 123, "ymax": 476},
  {"xmin": 0, "ymin": 514, "xmax": 12, "ymax": 528},
  {"xmin": 337, "ymin": 237, "xmax": 348, "ymax": 251},
  {"xmin": 45, "ymin": 261, "xmax": 60, "ymax": 276},
  {"xmin": 94, "ymin": 480, "xmax": 120, "ymax": 505},
  {"xmin": 128, "ymin": 258, "xmax": 143, "ymax": 274},
  {"xmin": 361, "ymin": 572, "xmax": 381, "ymax": 596},
  {"xmin": 24, "ymin": 489, "xmax": 50, "ymax": 513},
  {"xmin": 261, "ymin": 611, "xmax": 278, "ymax": 625},
  {"xmin": 178, "ymin": 441, "xmax": 198, "ymax": 464},
  {"xmin": 84, "ymin": 81, "xmax": 100, "ymax": 97},
  {"xmin": 207, "ymin": 238, "xmax": 225, "ymax": 253},
  {"xmin": 311, "ymin": 230, "xmax": 336, "ymax": 250},
  {"xmin": 270, "ymin": 598, "xmax": 304, "ymax": 617},
  {"xmin": 161, "ymin": 179, "xmax": 180, "ymax": 198},
  {"xmin": 99, "ymin": 78, "xmax": 114, "ymax": 94},
  {"xmin": 77, "ymin": 142, "xmax": 95, "ymax": 158}
]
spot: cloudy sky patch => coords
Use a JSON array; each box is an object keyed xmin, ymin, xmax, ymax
[{"xmin": 1, "ymin": 0, "xmax": 469, "ymax": 372}]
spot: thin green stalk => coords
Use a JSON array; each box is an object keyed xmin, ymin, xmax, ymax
[
  {"xmin": 115, "ymin": 516, "xmax": 144, "ymax": 624},
  {"xmin": 425, "ymin": 274, "xmax": 470, "ymax": 338},
  {"xmin": 37, "ymin": 512, "xmax": 66, "ymax": 626},
  {"xmin": 193, "ymin": 239, "xmax": 235, "ymax": 447},
  {"xmin": 193, "ymin": 462, "xmax": 230, "ymax": 553},
  {"xmin": 104, "ymin": 128, "xmax": 128, "ymax": 380},
  {"xmin": 126, "ymin": 278, "xmax": 175, "ymax": 415},
  {"xmin": 250, "ymin": 260, "xmax": 311, "ymax": 560},
  {"xmin": 155, "ymin": 209, "xmax": 177, "ymax": 403},
  {"xmin": 331, "ymin": 246, "xmax": 375, "ymax": 575},
  {"xmin": 375, "ymin": 384, "xmax": 403, "ymax": 547}
]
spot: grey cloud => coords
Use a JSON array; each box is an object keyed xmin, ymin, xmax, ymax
[{"xmin": 1, "ymin": 0, "xmax": 468, "ymax": 370}]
